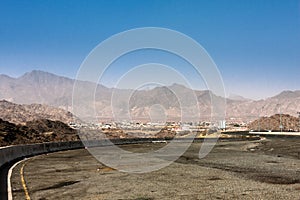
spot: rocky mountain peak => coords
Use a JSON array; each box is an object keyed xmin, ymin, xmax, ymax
[{"xmin": 272, "ymin": 90, "xmax": 300, "ymax": 100}]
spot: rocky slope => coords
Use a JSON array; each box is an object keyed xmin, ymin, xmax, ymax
[
  {"xmin": 0, "ymin": 118, "xmax": 79, "ymax": 146},
  {"xmin": 248, "ymin": 114, "xmax": 299, "ymax": 131},
  {"xmin": 227, "ymin": 91, "xmax": 300, "ymax": 121},
  {"xmin": 0, "ymin": 100, "xmax": 78, "ymax": 125}
]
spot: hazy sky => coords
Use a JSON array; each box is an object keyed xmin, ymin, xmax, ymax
[{"xmin": 0, "ymin": 0, "xmax": 299, "ymax": 99}]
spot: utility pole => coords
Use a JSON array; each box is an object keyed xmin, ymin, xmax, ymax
[
  {"xmin": 268, "ymin": 116, "xmax": 271, "ymax": 132},
  {"xmin": 277, "ymin": 103, "xmax": 283, "ymax": 132},
  {"xmin": 258, "ymin": 110, "xmax": 260, "ymax": 132},
  {"xmin": 258, "ymin": 116, "xmax": 260, "ymax": 132},
  {"xmin": 259, "ymin": 106, "xmax": 264, "ymax": 131},
  {"xmin": 279, "ymin": 104, "xmax": 283, "ymax": 132},
  {"xmin": 297, "ymin": 112, "xmax": 300, "ymax": 132}
]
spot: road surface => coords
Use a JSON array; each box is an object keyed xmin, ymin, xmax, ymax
[{"xmin": 9, "ymin": 138, "xmax": 300, "ymax": 199}]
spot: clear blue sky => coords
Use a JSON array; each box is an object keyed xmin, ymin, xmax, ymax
[{"xmin": 0, "ymin": 0, "xmax": 299, "ymax": 99}]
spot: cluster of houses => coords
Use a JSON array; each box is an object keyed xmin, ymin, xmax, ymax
[{"xmin": 69, "ymin": 120, "xmax": 248, "ymax": 132}]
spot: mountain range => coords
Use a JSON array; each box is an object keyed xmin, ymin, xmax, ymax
[{"xmin": 1, "ymin": 70, "xmax": 299, "ymax": 122}]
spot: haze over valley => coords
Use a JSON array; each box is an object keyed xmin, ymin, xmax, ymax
[{"xmin": 1, "ymin": 70, "xmax": 299, "ymax": 123}]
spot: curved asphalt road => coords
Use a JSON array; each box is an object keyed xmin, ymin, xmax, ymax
[
  {"xmin": 0, "ymin": 136, "xmax": 262, "ymax": 200},
  {"xmin": 0, "ymin": 160, "xmax": 15, "ymax": 200},
  {"xmin": 8, "ymin": 137, "xmax": 300, "ymax": 200}
]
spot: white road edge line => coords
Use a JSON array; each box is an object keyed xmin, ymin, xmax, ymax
[{"xmin": 7, "ymin": 158, "xmax": 28, "ymax": 200}]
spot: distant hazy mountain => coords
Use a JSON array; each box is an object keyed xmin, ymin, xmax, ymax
[
  {"xmin": 1, "ymin": 70, "xmax": 300, "ymax": 122},
  {"xmin": 227, "ymin": 93, "xmax": 251, "ymax": 101},
  {"xmin": 0, "ymin": 70, "xmax": 73, "ymax": 107},
  {"xmin": 271, "ymin": 90, "xmax": 300, "ymax": 100},
  {"xmin": 226, "ymin": 91, "xmax": 300, "ymax": 121}
]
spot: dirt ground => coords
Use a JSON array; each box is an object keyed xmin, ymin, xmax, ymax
[{"xmin": 11, "ymin": 137, "xmax": 300, "ymax": 200}]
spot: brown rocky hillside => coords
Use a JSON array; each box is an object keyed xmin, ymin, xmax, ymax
[
  {"xmin": 0, "ymin": 100, "xmax": 78, "ymax": 125},
  {"xmin": 0, "ymin": 118, "xmax": 79, "ymax": 146},
  {"xmin": 248, "ymin": 114, "xmax": 300, "ymax": 132}
]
